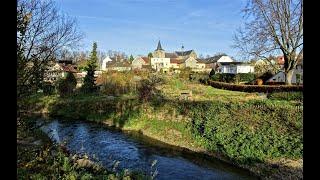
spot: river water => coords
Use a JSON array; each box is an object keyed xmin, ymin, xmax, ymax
[{"xmin": 39, "ymin": 119, "xmax": 257, "ymax": 180}]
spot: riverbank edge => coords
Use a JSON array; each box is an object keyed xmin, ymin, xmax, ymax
[
  {"xmin": 22, "ymin": 94, "xmax": 302, "ymax": 179},
  {"xmin": 17, "ymin": 114, "xmax": 148, "ymax": 179},
  {"xmin": 34, "ymin": 111, "xmax": 291, "ymax": 179}
]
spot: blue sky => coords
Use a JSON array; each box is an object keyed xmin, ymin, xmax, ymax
[{"xmin": 54, "ymin": 0, "xmax": 247, "ymax": 58}]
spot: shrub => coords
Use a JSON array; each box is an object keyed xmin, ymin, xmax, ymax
[
  {"xmin": 257, "ymin": 71, "xmax": 275, "ymax": 83},
  {"xmin": 209, "ymin": 69, "xmax": 215, "ymax": 78},
  {"xmin": 256, "ymin": 79, "xmax": 263, "ymax": 85},
  {"xmin": 265, "ymin": 81, "xmax": 286, "ymax": 85},
  {"xmin": 210, "ymin": 73, "xmax": 236, "ymax": 83},
  {"xmin": 42, "ymin": 82, "xmax": 55, "ymax": 95},
  {"xmin": 179, "ymin": 67, "xmax": 192, "ymax": 80},
  {"xmin": 177, "ymin": 100, "xmax": 303, "ymax": 163},
  {"xmin": 206, "ymin": 80, "xmax": 303, "ymax": 93},
  {"xmin": 210, "ymin": 73, "xmax": 256, "ymax": 84},
  {"xmin": 56, "ymin": 73, "xmax": 77, "ymax": 97},
  {"xmin": 267, "ymin": 92, "xmax": 303, "ymax": 101},
  {"xmin": 238, "ymin": 73, "xmax": 256, "ymax": 82},
  {"xmin": 98, "ymin": 71, "xmax": 138, "ymax": 96},
  {"xmin": 138, "ymin": 75, "xmax": 164, "ymax": 102},
  {"xmin": 189, "ymin": 72, "xmax": 208, "ymax": 82}
]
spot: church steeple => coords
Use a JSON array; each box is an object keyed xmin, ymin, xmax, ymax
[{"xmin": 156, "ymin": 40, "xmax": 164, "ymax": 51}]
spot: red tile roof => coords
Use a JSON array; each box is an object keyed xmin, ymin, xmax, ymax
[
  {"xmin": 170, "ymin": 58, "xmax": 181, "ymax": 64},
  {"xmin": 141, "ymin": 57, "xmax": 150, "ymax": 64}
]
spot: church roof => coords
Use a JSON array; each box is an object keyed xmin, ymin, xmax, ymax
[
  {"xmin": 155, "ymin": 40, "xmax": 164, "ymax": 51},
  {"xmin": 175, "ymin": 50, "xmax": 193, "ymax": 56},
  {"xmin": 165, "ymin": 53, "xmax": 178, "ymax": 58}
]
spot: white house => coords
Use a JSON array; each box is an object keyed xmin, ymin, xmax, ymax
[
  {"xmin": 266, "ymin": 59, "xmax": 303, "ymax": 84},
  {"xmin": 151, "ymin": 57, "xmax": 171, "ymax": 71},
  {"xmin": 101, "ymin": 56, "xmax": 113, "ymax": 71},
  {"xmin": 217, "ymin": 62, "xmax": 254, "ymax": 74},
  {"xmin": 266, "ymin": 71, "xmax": 303, "ymax": 84},
  {"xmin": 217, "ymin": 55, "xmax": 234, "ymax": 63}
]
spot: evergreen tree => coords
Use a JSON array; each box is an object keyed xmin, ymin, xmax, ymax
[
  {"xmin": 209, "ymin": 69, "xmax": 215, "ymax": 78},
  {"xmin": 129, "ymin": 55, "xmax": 134, "ymax": 62},
  {"xmin": 147, "ymin": 52, "xmax": 153, "ymax": 59},
  {"xmin": 81, "ymin": 42, "xmax": 98, "ymax": 93}
]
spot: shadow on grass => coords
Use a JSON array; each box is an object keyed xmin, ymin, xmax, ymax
[{"xmin": 22, "ymin": 91, "xmax": 302, "ymax": 179}]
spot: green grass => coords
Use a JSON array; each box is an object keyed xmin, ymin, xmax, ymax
[
  {"xmin": 20, "ymin": 75, "xmax": 303, "ymax": 179},
  {"xmin": 159, "ymin": 77, "xmax": 261, "ymax": 103}
]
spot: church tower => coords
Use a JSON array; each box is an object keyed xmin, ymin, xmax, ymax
[{"xmin": 153, "ymin": 40, "xmax": 165, "ymax": 58}]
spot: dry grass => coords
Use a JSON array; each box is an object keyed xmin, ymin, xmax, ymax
[{"xmin": 158, "ymin": 77, "xmax": 261, "ymax": 103}]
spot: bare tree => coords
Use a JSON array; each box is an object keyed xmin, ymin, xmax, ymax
[
  {"xmin": 17, "ymin": 0, "xmax": 83, "ymax": 97},
  {"xmin": 233, "ymin": 0, "xmax": 303, "ymax": 85}
]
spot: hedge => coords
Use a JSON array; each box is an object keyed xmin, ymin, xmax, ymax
[
  {"xmin": 210, "ymin": 73, "xmax": 256, "ymax": 83},
  {"xmin": 204, "ymin": 80, "xmax": 303, "ymax": 93},
  {"xmin": 267, "ymin": 92, "xmax": 303, "ymax": 101}
]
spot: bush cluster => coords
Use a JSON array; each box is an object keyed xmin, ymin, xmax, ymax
[
  {"xmin": 210, "ymin": 73, "xmax": 256, "ymax": 84},
  {"xmin": 138, "ymin": 75, "xmax": 165, "ymax": 102},
  {"xmin": 204, "ymin": 80, "xmax": 303, "ymax": 93},
  {"xmin": 97, "ymin": 71, "xmax": 141, "ymax": 96},
  {"xmin": 177, "ymin": 100, "xmax": 303, "ymax": 164},
  {"xmin": 42, "ymin": 82, "xmax": 55, "ymax": 95},
  {"xmin": 267, "ymin": 92, "xmax": 303, "ymax": 101},
  {"xmin": 56, "ymin": 73, "xmax": 77, "ymax": 97}
]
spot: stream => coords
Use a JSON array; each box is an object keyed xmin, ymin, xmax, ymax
[{"xmin": 39, "ymin": 119, "xmax": 257, "ymax": 180}]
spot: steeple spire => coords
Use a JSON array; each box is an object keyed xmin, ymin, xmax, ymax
[{"xmin": 156, "ymin": 40, "xmax": 163, "ymax": 51}]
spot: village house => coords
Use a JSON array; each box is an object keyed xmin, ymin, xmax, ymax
[
  {"xmin": 150, "ymin": 40, "xmax": 211, "ymax": 73},
  {"xmin": 216, "ymin": 62, "xmax": 254, "ymax": 74},
  {"xmin": 101, "ymin": 56, "xmax": 113, "ymax": 71},
  {"xmin": 99, "ymin": 55, "xmax": 132, "ymax": 72},
  {"xmin": 266, "ymin": 56, "xmax": 303, "ymax": 84},
  {"xmin": 132, "ymin": 56, "xmax": 150, "ymax": 70},
  {"xmin": 202, "ymin": 54, "xmax": 235, "ymax": 71},
  {"xmin": 180, "ymin": 57, "xmax": 208, "ymax": 72},
  {"xmin": 44, "ymin": 60, "xmax": 78, "ymax": 83},
  {"xmin": 105, "ymin": 57, "xmax": 132, "ymax": 72},
  {"xmin": 201, "ymin": 55, "xmax": 255, "ymax": 74},
  {"xmin": 151, "ymin": 41, "xmax": 171, "ymax": 72}
]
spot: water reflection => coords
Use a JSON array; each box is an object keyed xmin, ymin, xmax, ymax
[{"xmin": 40, "ymin": 119, "xmax": 257, "ymax": 180}]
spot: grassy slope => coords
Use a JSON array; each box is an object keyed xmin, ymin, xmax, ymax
[{"xmin": 21, "ymin": 76, "xmax": 303, "ymax": 179}]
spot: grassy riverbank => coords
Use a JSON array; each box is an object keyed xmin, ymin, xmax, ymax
[{"xmin": 19, "ymin": 76, "xmax": 303, "ymax": 179}]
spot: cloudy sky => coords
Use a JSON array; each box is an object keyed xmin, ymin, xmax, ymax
[{"xmin": 54, "ymin": 0, "xmax": 247, "ymax": 58}]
